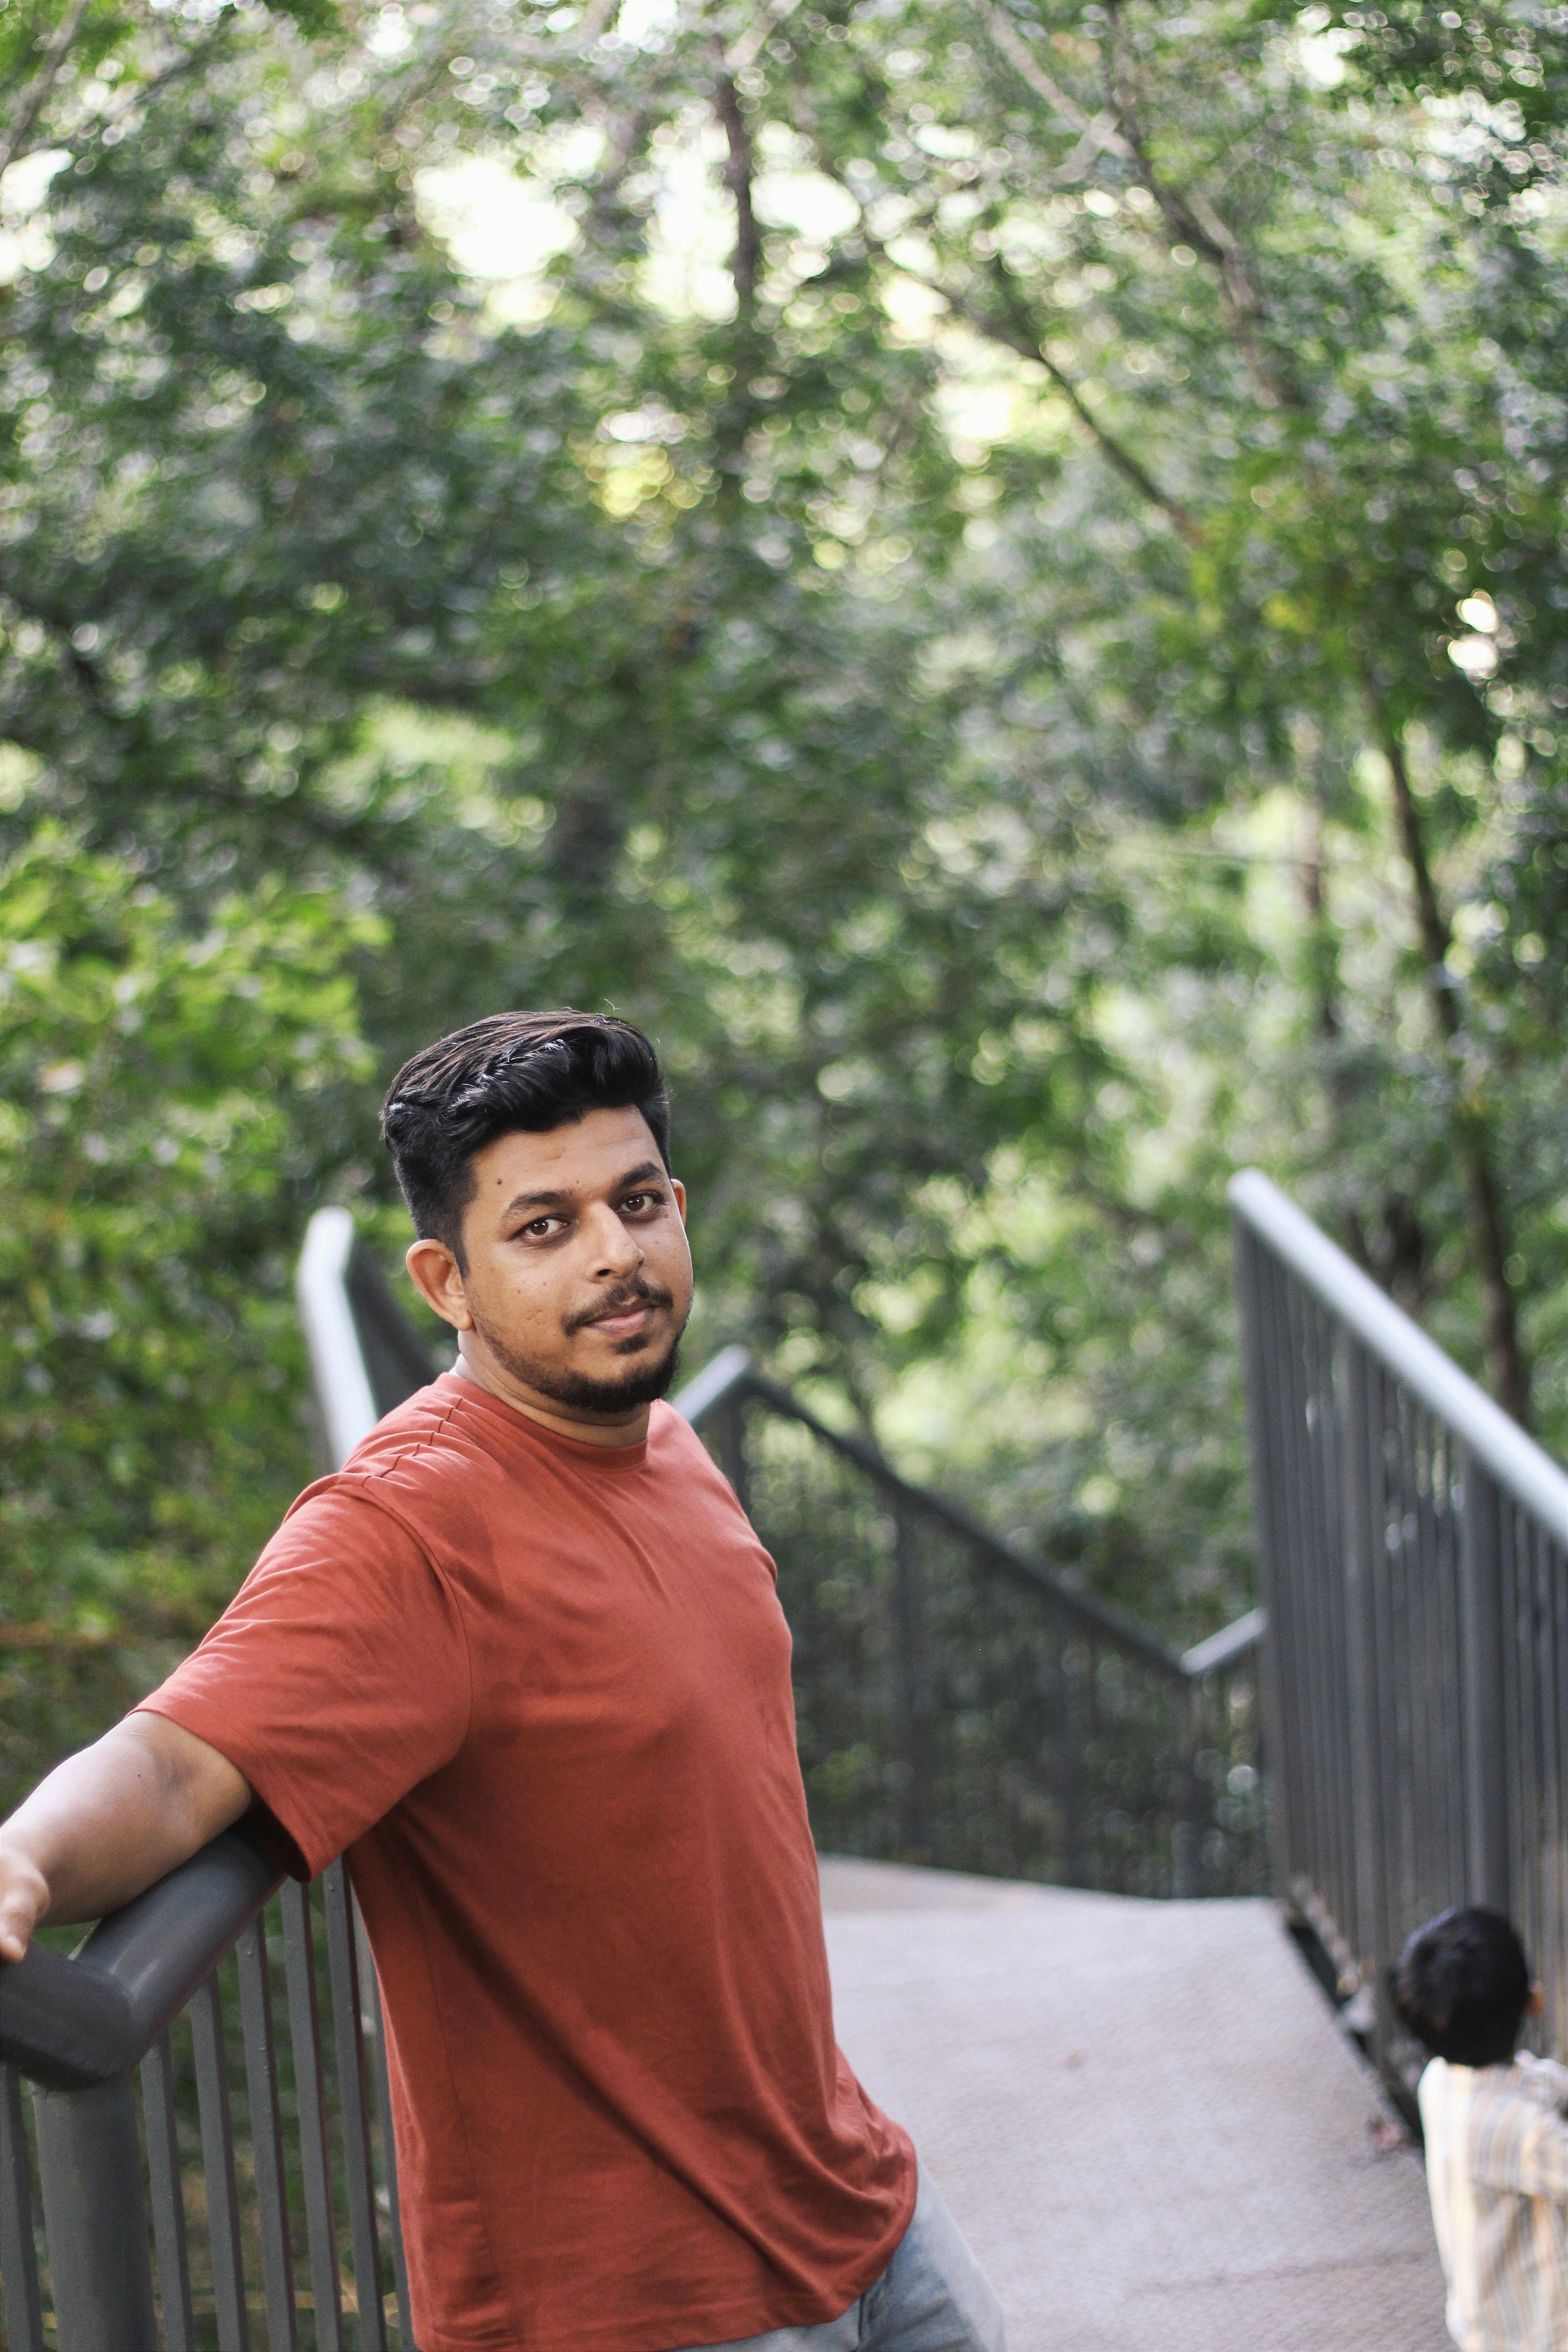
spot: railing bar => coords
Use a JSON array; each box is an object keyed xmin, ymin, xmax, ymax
[
  {"xmin": 1553, "ymin": 1541, "xmax": 1568, "ymax": 2056},
  {"xmin": 1516, "ymin": 1513, "xmax": 1544, "ymax": 1980},
  {"xmin": 192, "ymin": 1971, "xmax": 252, "ymax": 2352},
  {"xmin": 1434, "ymin": 1423, "xmax": 1462, "ymax": 1898},
  {"xmin": 141, "ymin": 2030, "xmax": 196, "ymax": 2352},
  {"xmin": 280, "ymin": 1881, "xmax": 346, "ymax": 2352},
  {"xmin": 237, "ymin": 1918, "xmax": 299, "ymax": 2352},
  {"xmin": 740, "ymin": 1369, "xmax": 1186, "ymax": 1678},
  {"xmin": 0, "ymin": 2063, "xmax": 44, "ymax": 2352},
  {"xmin": 1263, "ymin": 1261, "xmax": 1308, "ymax": 1886},
  {"xmin": 1272, "ymin": 1260, "xmax": 1321, "ymax": 1910},
  {"xmin": 1389, "ymin": 1386, "xmax": 1419, "ymax": 1937},
  {"xmin": 1429, "ymin": 1412, "xmax": 1456, "ymax": 1907},
  {"xmin": 323, "ymin": 1861, "xmax": 389, "ymax": 2352},
  {"xmin": 363, "ymin": 1955, "xmax": 414, "ymax": 2348},
  {"xmin": 1295, "ymin": 1283, "xmax": 1345, "ymax": 1940},
  {"xmin": 1307, "ymin": 1287, "xmax": 1352, "ymax": 1945},
  {"xmin": 1428, "ymin": 1419, "xmax": 1453, "ymax": 1896},
  {"xmin": 1535, "ymin": 1521, "xmax": 1562, "ymax": 2053},
  {"xmin": 1229, "ymin": 1171, "xmax": 1568, "ymax": 1544}
]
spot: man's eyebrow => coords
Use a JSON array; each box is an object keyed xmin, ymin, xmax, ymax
[
  {"xmin": 612, "ymin": 1161, "xmax": 665, "ymax": 1191},
  {"xmin": 499, "ymin": 1163, "xmax": 667, "ymax": 1221}
]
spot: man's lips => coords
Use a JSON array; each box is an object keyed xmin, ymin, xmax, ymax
[
  {"xmin": 569, "ymin": 1289, "xmax": 673, "ymax": 1337},
  {"xmin": 588, "ymin": 1303, "xmax": 655, "ymax": 1335}
]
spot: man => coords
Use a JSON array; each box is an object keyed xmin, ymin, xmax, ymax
[{"xmin": 0, "ymin": 1011, "xmax": 1005, "ymax": 2352}]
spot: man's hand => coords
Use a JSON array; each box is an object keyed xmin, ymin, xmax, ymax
[
  {"xmin": 0, "ymin": 1713, "xmax": 252, "ymax": 1962},
  {"xmin": 0, "ymin": 1847, "xmax": 49, "ymax": 1966}
]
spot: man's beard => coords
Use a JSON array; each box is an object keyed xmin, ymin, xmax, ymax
[{"xmin": 470, "ymin": 1288, "xmax": 688, "ymax": 1416}]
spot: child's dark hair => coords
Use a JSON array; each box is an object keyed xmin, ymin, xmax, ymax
[
  {"xmin": 1392, "ymin": 1906, "xmax": 1531, "ymax": 2066},
  {"xmin": 381, "ymin": 1012, "xmax": 670, "ymax": 1263}
]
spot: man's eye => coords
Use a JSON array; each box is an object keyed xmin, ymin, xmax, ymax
[
  {"xmin": 621, "ymin": 1193, "xmax": 658, "ymax": 1213},
  {"xmin": 524, "ymin": 1217, "xmax": 560, "ymax": 1238}
]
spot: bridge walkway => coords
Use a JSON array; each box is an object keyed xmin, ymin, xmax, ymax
[{"xmin": 820, "ymin": 1860, "xmax": 1448, "ymax": 2352}]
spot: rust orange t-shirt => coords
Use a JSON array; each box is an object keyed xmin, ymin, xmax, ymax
[{"xmin": 138, "ymin": 1373, "xmax": 915, "ymax": 2352}]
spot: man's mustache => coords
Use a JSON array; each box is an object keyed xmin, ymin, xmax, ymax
[{"xmin": 564, "ymin": 1280, "xmax": 675, "ymax": 1336}]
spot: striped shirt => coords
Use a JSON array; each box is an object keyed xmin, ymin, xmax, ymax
[{"xmin": 1419, "ymin": 2053, "xmax": 1568, "ymax": 2350}]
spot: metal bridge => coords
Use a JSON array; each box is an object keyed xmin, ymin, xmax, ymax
[{"xmin": 4, "ymin": 1171, "xmax": 1567, "ymax": 2350}]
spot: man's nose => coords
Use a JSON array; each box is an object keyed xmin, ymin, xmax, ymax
[{"xmin": 583, "ymin": 1202, "xmax": 644, "ymax": 1277}]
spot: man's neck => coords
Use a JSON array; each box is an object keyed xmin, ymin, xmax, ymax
[{"xmin": 453, "ymin": 1347, "xmax": 651, "ymax": 1449}]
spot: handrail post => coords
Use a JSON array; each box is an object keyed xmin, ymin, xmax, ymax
[
  {"xmin": 1336, "ymin": 1330, "xmax": 1394, "ymax": 2071},
  {"xmin": 31, "ymin": 2074, "xmax": 157, "ymax": 2352},
  {"xmin": 1231, "ymin": 1214, "xmax": 1291, "ymax": 1900},
  {"xmin": 891, "ymin": 1499, "xmax": 932, "ymax": 1856},
  {"xmin": 1458, "ymin": 1451, "xmax": 1512, "ymax": 1916}
]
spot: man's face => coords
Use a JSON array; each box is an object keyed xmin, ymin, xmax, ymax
[{"xmin": 406, "ymin": 1107, "xmax": 694, "ymax": 1426}]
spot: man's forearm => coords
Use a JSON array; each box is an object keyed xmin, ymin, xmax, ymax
[{"xmin": 0, "ymin": 1714, "xmax": 251, "ymax": 1960}]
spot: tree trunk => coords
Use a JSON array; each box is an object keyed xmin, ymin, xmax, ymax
[{"xmin": 1380, "ymin": 724, "xmax": 1530, "ymax": 1426}]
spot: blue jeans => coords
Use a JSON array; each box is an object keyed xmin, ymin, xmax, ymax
[{"xmin": 686, "ymin": 2165, "xmax": 1006, "ymax": 2352}]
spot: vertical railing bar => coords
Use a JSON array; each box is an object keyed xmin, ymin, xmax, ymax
[
  {"xmin": 1300, "ymin": 1287, "xmax": 1348, "ymax": 1936},
  {"xmin": 1388, "ymin": 1387, "xmax": 1418, "ymax": 1938},
  {"xmin": 192, "ymin": 1971, "xmax": 253, "ymax": 2352},
  {"xmin": 236, "ymin": 1916, "xmax": 300, "ymax": 2352},
  {"xmin": 1459, "ymin": 1448, "xmax": 1511, "ymax": 1916},
  {"xmin": 1339, "ymin": 1332, "xmax": 1393, "ymax": 2056},
  {"xmin": 363, "ymin": 1956, "xmax": 415, "ymax": 2348},
  {"xmin": 890, "ymin": 1498, "xmax": 931, "ymax": 1858},
  {"xmin": 281, "ymin": 1880, "xmax": 346, "ymax": 2352},
  {"xmin": 1436, "ymin": 1423, "xmax": 1467, "ymax": 1900},
  {"xmin": 141, "ymin": 2030, "xmax": 197, "ymax": 2352},
  {"xmin": 1534, "ymin": 1519, "xmax": 1561, "ymax": 2051},
  {"xmin": 323, "ymin": 1860, "xmax": 389, "ymax": 2352},
  {"xmin": 1232, "ymin": 1223, "xmax": 1291, "ymax": 1898},
  {"xmin": 1299, "ymin": 1280, "xmax": 1342, "ymax": 1929},
  {"xmin": 0, "ymin": 2063, "xmax": 45, "ymax": 2352},
  {"xmin": 1266, "ymin": 1257, "xmax": 1314, "ymax": 1902},
  {"xmin": 1552, "ymin": 1541, "xmax": 1568, "ymax": 2056},
  {"xmin": 1519, "ymin": 1513, "xmax": 1544, "ymax": 2000}
]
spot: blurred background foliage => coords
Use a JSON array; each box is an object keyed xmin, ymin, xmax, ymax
[{"xmin": 1, "ymin": 0, "xmax": 1565, "ymax": 1805}]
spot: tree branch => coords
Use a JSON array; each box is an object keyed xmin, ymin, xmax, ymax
[
  {"xmin": 0, "ymin": 0, "xmax": 93, "ymax": 180},
  {"xmin": 713, "ymin": 68, "xmax": 761, "ymax": 322},
  {"xmin": 1100, "ymin": 2, "xmax": 1300, "ymax": 412},
  {"xmin": 1377, "ymin": 710, "xmax": 1529, "ymax": 1423}
]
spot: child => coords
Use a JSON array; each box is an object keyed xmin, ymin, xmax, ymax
[{"xmin": 1394, "ymin": 1906, "xmax": 1568, "ymax": 2350}]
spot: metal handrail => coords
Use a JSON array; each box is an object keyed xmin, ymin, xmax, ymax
[
  {"xmin": 1230, "ymin": 1169, "xmax": 1568, "ymax": 1544},
  {"xmin": 0, "ymin": 1833, "xmax": 277, "ymax": 2092},
  {"xmin": 1230, "ymin": 1165, "xmax": 1568, "ymax": 2098},
  {"xmin": 673, "ymin": 1347, "xmax": 1261, "ymax": 1686}
]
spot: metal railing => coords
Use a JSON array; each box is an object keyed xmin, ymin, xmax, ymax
[
  {"xmin": 681, "ymin": 1345, "xmax": 1267, "ymax": 1896},
  {"xmin": 0, "ymin": 1215, "xmax": 421, "ymax": 2352},
  {"xmin": 1231, "ymin": 1167, "xmax": 1568, "ymax": 2097},
  {"xmin": 1, "ymin": 1208, "xmax": 1267, "ymax": 2350}
]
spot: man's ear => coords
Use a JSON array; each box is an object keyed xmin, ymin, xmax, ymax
[
  {"xmin": 406, "ymin": 1237, "xmax": 474, "ymax": 1330},
  {"xmin": 673, "ymin": 1178, "xmax": 687, "ymax": 1226}
]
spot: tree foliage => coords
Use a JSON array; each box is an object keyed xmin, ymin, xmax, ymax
[{"xmin": 2, "ymin": 0, "xmax": 1566, "ymax": 1797}]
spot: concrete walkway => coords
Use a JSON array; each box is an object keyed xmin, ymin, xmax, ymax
[{"xmin": 820, "ymin": 1860, "xmax": 1449, "ymax": 2352}]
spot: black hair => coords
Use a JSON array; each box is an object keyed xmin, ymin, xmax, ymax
[
  {"xmin": 381, "ymin": 1011, "xmax": 671, "ymax": 1261},
  {"xmin": 1392, "ymin": 1906, "xmax": 1531, "ymax": 2067}
]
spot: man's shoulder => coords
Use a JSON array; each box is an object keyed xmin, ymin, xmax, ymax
[{"xmin": 286, "ymin": 1376, "xmax": 505, "ymax": 1535}]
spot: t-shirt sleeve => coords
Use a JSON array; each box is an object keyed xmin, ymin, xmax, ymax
[{"xmin": 136, "ymin": 1482, "xmax": 473, "ymax": 1878}]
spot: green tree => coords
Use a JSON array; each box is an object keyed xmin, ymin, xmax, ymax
[{"xmin": 0, "ymin": 822, "xmax": 375, "ymax": 1807}]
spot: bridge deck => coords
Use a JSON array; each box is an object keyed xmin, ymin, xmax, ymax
[{"xmin": 820, "ymin": 1861, "xmax": 1449, "ymax": 2352}]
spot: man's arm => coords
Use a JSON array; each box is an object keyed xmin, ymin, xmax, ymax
[{"xmin": 0, "ymin": 1713, "xmax": 251, "ymax": 1962}]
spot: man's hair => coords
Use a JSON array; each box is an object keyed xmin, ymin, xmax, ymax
[
  {"xmin": 381, "ymin": 1011, "xmax": 671, "ymax": 1258},
  {"xmin": 1392, "ymin": 1906, "xmax": 1531, "ymax": 2066}
]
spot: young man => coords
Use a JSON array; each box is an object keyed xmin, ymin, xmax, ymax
[
  {"xmin": 1395, "ymin": 1904, "xmax": 1568, "ymax": 2350},
  {"xmin": 0, "ymin": 1011, "xmax": 1005, "ymax": 2352}
]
